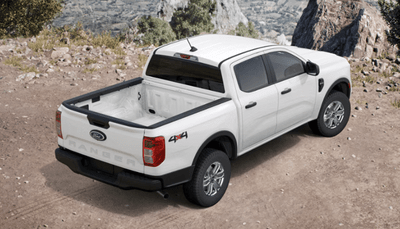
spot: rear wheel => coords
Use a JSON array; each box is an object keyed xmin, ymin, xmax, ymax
[
  {"xmin": 309, "ymin": 91, "xmax": 350, "ymax": 137},
  {"xmin": 183, "ymin": 148, "xmax": 231, "ymax": 207}
]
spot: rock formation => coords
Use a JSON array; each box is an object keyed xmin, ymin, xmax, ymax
[
  {"xmin": 158, "ymin": 0, "xmax": 248, "ymax": 34},
  {"xmin": 236, "ymin": 0, "xmax": 308, "ymax": 40},
  {"xmin": 213, "ymin": 0, "xmax": 249, "ymax": 33},
  {"xmin": 53, "ymin": 0, "xmax": 247, "ymax": 36},
  {"xmin": 53, "ymin": 0, "xmax": 160, "ymax": 35},
  {"xmin": 292, "ymin": 0, "xmax": 397, "ymax": 58}
]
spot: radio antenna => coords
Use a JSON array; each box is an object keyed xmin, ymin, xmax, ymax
[{"xmin": 186, "ymin": 38, "xmax": 197, "ymax": 52}]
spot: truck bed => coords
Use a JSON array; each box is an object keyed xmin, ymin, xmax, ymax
[{"xmin": 67, "ymin": 78, "xmax": 219, "ymax": 127}]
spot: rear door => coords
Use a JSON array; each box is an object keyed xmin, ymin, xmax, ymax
[
  {"xmin": 232, "ymin": 53, "xmax": 279, "ymax": 151},
  {"xmin": 265, "ymin": 51, "xmax": 317, "ymax": 133},
  {"xmin": 60, "ymin": 106, "xmax": 145, "ymax": 173}
]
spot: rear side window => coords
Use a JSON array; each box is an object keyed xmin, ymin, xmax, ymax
[
  {"xmin": 234, "ymin": 56, "xmax": 268, "ymax": 92},
  {"xmin": 146, "ymin": 55, "xmax": 224, "ymax": 93},
  {"xmin": 267, "ymin": 51, "xmax": 305, "ymax": 82}
]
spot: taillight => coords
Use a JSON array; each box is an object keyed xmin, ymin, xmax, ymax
[
  {"xmin": 143, "ymin": 136, "xmax": 165, "ymax": 167},
  {"xmin": 56, "ymin": 110, "xmax": 63, "ymax": 139}
]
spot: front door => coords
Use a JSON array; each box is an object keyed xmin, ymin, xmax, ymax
[{"xmin": 265, "ymin": 51, "xmax": 317, "ymax": 133}]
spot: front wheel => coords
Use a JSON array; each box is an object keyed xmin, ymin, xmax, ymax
[
  {"xmin": 183, "ymin": 148, "xmax": 231, "ymax": 207},
  {"xmin": 309, "ymin": 91, "xmax": 350, "ymax": 137}
]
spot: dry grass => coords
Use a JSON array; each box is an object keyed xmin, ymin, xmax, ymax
[
  {"xmin": 84, "ymin": 57, "xmax": 97, "ymax": 65},
  {"xmin": 15, "ymin": 47, "xmax": 27, "ymax": 54},
  {"xmin": 380, "ymin": 71, "xmax": 391, "ymax": 78},
  {"xmin": 391, "ymin": 99, "xmax": 400, "ymax": 108},
  {"xmin": 392, "ymin": 65, "xmax": 399, "ymax": 73},
  {"xmin": 20, "ymin": 66, "xmax": 39, "ymax": 74},
  {"xmin": 351, "ymin": 65, "xmax": 363, "ymax": 73},
  {"xmin": 92, "ymin": 32, "xmax": 120, "ymax": 49},
  {"xmin": 83, "ymin": 68, "xmax": 98, "ymax": 74},
  {"xmin": 4, "ymin": 56, "xmax": 23, "ymax": 67},
  {"xmin": 27, "ymin": 24, "xmax": 123, "ymax": 54},
  {"xmin": 112, "ymin": 47, "xmax": 126, "ymax": 56},
  {"xmin": 4, "ymin": 56, "xmax": 38, "ymax": 73},
  {"xmin": 49, "ymin": 60, "xmax": 57, "ymax": 66},
  {"xmin": 111, "ymin": 57, "xmax": 126, "ymax": 70},
  {"xmin": 364, "ymin": 75, "xmax": 375, "ymax": 84},
  {"xmin": 138, "ymin": 54, "xmax": 148, "ymax": 69}
]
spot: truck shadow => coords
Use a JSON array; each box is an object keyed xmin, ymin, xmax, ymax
[
  {"xmin": 40, "ymin": 124, "xmax": 316, "ymax": 213},
  {"xmin": 231, "ymin": 123, "xmax": 316, "ymax": 178},
  {"xmin": 40, "ymin": 162, "xmax": 201, "ymax": 217}
]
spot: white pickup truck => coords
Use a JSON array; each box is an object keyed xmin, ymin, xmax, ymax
[{"xmin": 55, "ymin": 34, "xmax": 351, "ymax": 207}]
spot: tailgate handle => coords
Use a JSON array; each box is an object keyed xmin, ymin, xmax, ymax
[{"xmin": 87, "ymin": 115, "xmax": 110, "ymax": 129}]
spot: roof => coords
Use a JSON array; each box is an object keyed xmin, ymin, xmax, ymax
[{"xmin": 155, "ymin": 34, "xmax": 276, "ymax": 67}]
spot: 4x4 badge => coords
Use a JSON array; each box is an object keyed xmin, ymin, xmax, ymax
[
  {"xmin": 90, "ymin": 130, "xmax": 107, "ymax": 141},
  {"xmin": 169, "ymin": 131, "xmax": 188, "ymax": 143}
]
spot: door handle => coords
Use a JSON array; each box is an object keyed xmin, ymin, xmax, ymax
[
  {"xmin": 281, "ymin": 88, "xmax": 292, "ymax": 95},
  {"xmin": 245, "ymin": 102, "xmax": 257, "ymax": 109}
]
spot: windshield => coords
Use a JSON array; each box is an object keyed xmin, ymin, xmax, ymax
[{"xmin": 146, "ymin": 54, "xmax": 224, "ymax": 93}]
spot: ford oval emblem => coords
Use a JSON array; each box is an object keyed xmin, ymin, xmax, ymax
[{"xmin": 90, "ymin": 130, "xmax": 107, "ymax": 141}]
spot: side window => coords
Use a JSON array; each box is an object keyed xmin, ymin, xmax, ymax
[
  {"xmin": 267, "ymin": 51, "xmax": 305, "ymax": 82},
  {"xmin": 234, "ymin": 56, "xmax": 268, "ymax": 92}
]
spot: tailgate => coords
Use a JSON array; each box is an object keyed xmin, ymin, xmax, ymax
[{"xmin": 59, "ymin": 105, "xmax": 144, "ymax": 174}]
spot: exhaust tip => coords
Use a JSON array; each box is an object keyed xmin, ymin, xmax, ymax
[{"xmin": 157, "ymin": 191, "xmax": 169, "ymax": 199}]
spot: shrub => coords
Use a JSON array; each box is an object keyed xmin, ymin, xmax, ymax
[
  {"xmin": 4, "ymin": 56, "xmax": 38, "ymax": 73},
  {"xmin": 92, "ymin": 31, "xmax": 121, "ymax": 49},
  {"xmin": 378, "ymin": 0, "xmax": 400, "ymax": 49},
  {"xmin": 4, "ymin": 56, "xmax": 23, "ymax": 68},
  {"xmin": 137, "ymin": 16, "xmax": 176, "ymax": 46},
  {"xmin": 235, "ymin": 22, "xmax": 259, "ymax": 39},
  {"xmin": 0, "ymin": 0, "xmax": 63, "ymax": 37},
  {"xmin": 170, "ymin": 0, "xmax": 216, "ymax": 39}
]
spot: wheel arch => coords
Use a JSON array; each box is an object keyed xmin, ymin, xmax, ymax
[
  {"xmin": 191, "ymin": 131, "xmax": 238, "ymax": 166},
  {"xmin": 326, "ymin": 78, "xmax": 351, "ymax": 98}
]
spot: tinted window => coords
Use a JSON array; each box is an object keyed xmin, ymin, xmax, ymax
[
  {"xmin": 146, "ymin": 55, "xmax": 224, "ymax": 93},
  {"xmin": 234, "ymin": 56, "xmax": 268, "ymax": 92},
  {"xmin": 268, "ymin": 51, "xmax": 305, "ymax": 82}
]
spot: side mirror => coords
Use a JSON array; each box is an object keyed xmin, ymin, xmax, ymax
[{"xmin": 306, "ymin": 61, "xmax": 320, "ymax": 76}]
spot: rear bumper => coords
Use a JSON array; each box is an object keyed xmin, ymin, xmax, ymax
[{"xmin": 55, "ymin": 147, "xmax": 194, "ymax": 191}]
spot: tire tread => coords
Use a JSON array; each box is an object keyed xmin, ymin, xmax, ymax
[{"xmin": 183, "ymin": 148, "xmax": 230, "ymax": 207}]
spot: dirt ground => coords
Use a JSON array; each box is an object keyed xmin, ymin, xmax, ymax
[{"xmin": 1, "ymin": 45, "xmax": 400, "ymax": 229}]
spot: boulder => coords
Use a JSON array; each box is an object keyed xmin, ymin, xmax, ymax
[
  {"xmin": 292, "ymin": 0, "xmax": 398, "ymax": 58},
  {"xmin": 51, "ymin": 47, "xmax": 69, "ymax": 59},
  {"xmin": 63, "ymin": 54, "xmax": 72, "ymax": 60},
  {"xmin": 387, "ymin": 53, "xmax": 397, "ymax": 62},
  {"xmin": 16, "ymin": 72, "xmax": 37, "ymax": 81}
]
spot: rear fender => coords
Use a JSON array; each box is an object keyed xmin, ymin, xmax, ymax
[{"xmin": 191, "ymin": 131, "xmax": 237, "ymax": 166}]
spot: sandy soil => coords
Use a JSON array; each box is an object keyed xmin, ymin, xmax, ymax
[{"xmin": 1, "ymin": 43, "xmax": 400, "ymax": 229}]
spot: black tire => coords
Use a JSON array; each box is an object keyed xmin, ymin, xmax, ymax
[
  {"xmin": 183, "ymin": 148, "xmax": 231, "ymax": 207},
  {"xmin": 309, "ymin": 91, "xmax": 350, "ymax": 137}
]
